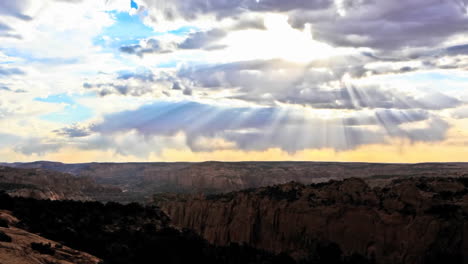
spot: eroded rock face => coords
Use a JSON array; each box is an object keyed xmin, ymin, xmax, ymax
[{"xmin": 156, "ymin": 177, "xmax": 468, "ymax": 264}]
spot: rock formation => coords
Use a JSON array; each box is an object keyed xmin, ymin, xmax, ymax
[{"xmin": 156, "ymin": 177, "xmax": 468, "ymax": 264}]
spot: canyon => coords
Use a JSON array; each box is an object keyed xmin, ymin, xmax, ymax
[
  {"xmin": 3, "ymin": 161, "xmax": 468, "ymax": 202},
  {"xmin": 1, "ymin": 161, "xmax": 468, "ymax": 263}
]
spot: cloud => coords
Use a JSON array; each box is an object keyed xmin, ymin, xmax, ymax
[
  {"xmin": 178, "ymin": 28, "xmax": 227, "ymax": 50},
  {"xmin": 83, "ymin": 68, "xmax": 171, "ymax": 96},
  {"xmin": 445, "ymin": 44, "xmax": 468, "ymax": 56},
  {"xmin": 54, "ymin": 125, "xmax": 91, "ymax": 138},
  {"xmin": 119, "ymin": 28, "xmax": 228, "ymax": 57},
  {"xmin": 177, "ymin": 59, "xmax": 462, "ymax": 110},
  {"xmin": 0, "ymin": 133, "xmax": 20, "ymax": 148},
  {"xmin": 291, "ymin": 0, "xmax": 468, "ymax": 51},
  {"xmin": 0, "ymin": 85, "xmax": 26, "ymax": 93},
  {"xmin": 343, "ymin": 109, "xmax": 430, "ymax": 127},
  {"xmin": 182, "ymin": 87, "xmax": 193, "ymax": 95},
  {"xmin": 231, "ymin": 17, "xmax": 266, "ymax": 30},
  {"xmin": 0, "ymin": 1, "xmax": 33, "ymax": 20},
  {"xmin": 119, "ymin": 38, "xmax": 165, "ymax": 57},
  {"xmin": 13, "ymin": 138, "xmax": 61, "ymax": 155},
  {"xmin": 117, "ymin": 68, "xmax": 155, "ymax": 82},
  {"xmin": 0, "ymin": 85, "xmax": 11, "ymax": 92},
  {"xmin": 0, "ymin": 66, "xmax": 25, "ymax": 76},
  {"xmin": 90, "ymin": 100, "xmax": 449, "ymax": 152},
  {"xmin": 453, "ymin": 107, "xmax": 468, "ymax": 119},
  {"xmin": 139, "ymin": 0, "xmax": 331, "ymax": 22},
  {"xmin": 0, "ymin": 22, "xmax": 22, "ymax": 39},
  {"xmin": 138, "ymin": 0, "xmax": 468, "ymax": 52}
]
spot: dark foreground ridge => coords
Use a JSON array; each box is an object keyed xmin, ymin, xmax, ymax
[{"xmin": 155, "ymin": 177, "xmax": 468, "ymax": 264}]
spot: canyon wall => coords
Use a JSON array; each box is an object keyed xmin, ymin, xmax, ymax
[{"xmin": 156, "ymin": 177, "xmax": 468, "ymax": 264}]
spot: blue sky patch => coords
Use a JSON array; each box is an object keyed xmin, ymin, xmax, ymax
[
  {"xmin": 35, "ymin": 94, "xmax": 93, "ymax": 124},
  {"xmin": 131, "ymin": 0, "xmax": 138, "ymax": 9},
  {"xmin": 94, "ymin": 11, "xmax": 155, "ymax": 51}
]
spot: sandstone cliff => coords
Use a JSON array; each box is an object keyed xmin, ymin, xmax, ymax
[{"xmin": 156, "ymin": 177, "xmax": 468, "ymax": 264}]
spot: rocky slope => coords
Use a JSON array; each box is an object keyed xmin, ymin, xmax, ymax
[
  {"xmin": 0, "ymin": 210, "xmax": 101, "ymax": 264},
  {"xmin": 0, "ymin": 166, "xmax": 121, "ymax": 201},
  {"xmin": 155, "ymin": 177, "xmax": 468, "ymax": 264}
]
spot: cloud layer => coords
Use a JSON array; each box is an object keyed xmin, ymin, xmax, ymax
[{"xmin": 0, "ymin": 0, "xmax": 467, "ymax": 161}]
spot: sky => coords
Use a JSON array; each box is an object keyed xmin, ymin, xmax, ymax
[{"xmin": 0, "ymin": 0, "xmax": 467, "ymax": 163}]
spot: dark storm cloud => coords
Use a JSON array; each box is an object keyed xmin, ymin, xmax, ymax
[{"xmin": 91, "ymin": 101, "xmax": 449, "ymax": 152}]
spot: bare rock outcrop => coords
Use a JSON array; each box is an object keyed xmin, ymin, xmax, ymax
[{"xmin": 156, "ymin": 177, "xmax": 468, "ymax": 264}]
